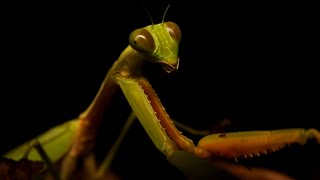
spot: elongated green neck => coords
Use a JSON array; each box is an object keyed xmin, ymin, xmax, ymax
[
  {"xmin": 69, "ymin": 46, "xmax": 147, "ymax": 158},
  {"xmin": 111, "ymin": 46, "xmax": 146, "ymax": 79},
  {"xmin": 80, "ymin": 46, "xmax": 146, "ymax": 122}
]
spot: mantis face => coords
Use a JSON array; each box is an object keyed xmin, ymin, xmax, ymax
[{"xmin": 129, "ymin": 22, "xmax": 181, "ymax": 73}]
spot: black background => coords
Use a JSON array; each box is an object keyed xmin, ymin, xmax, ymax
[{"xmin": 1, "ymin": 1, "xmax": 319, "ymax": 179}]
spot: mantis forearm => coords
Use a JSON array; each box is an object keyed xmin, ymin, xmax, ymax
[
  {"xmin": 136, "ymin": 78, "xmax": 195, "ymax": 153},
  {"xmin": 117, "ymin": 76, "xmax": 178, "ymax": 156}
]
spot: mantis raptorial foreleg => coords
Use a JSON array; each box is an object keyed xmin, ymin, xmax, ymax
[{"xmin": 116, "ymin": 70, "xmax": 320, "ymax": 160}]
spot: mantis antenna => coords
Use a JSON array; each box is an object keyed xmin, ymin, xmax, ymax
[
  {"xmin": 144, "ymin": 7, "xmax": 154, "ymax": 26},
  {"xmin": 144, "ymin": 3, "xmax": 170, "ymax": 26},
  {"xmin": 162, "ymin": 4, "xmax": 171, "ymax": 23}
]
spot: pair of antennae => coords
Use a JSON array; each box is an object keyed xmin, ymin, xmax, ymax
[{"xmin": 145, "ymin": 4, "xmax": 171, "ymax": 25}]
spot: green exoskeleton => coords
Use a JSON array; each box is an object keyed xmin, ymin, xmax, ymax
[{"xmin": 3, "ymin": 11, "xmax": 320, "ymax": 179}]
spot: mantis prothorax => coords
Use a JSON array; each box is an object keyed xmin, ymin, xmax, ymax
[{"xmin": 3, "ymin": 12, "xmax": 320, "ymax": 179}]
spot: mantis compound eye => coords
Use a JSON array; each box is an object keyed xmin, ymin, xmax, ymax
[
  {"xmin": 129, "ymin": 28, "xmax": 155, "ymax": 53},
  {"xmin": 164, "ymin": 21, "xmax": 181, "ymax": 43}
]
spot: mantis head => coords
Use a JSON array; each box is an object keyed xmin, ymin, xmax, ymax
[{"xmin": 129, "ymin": 22, "xmax": 181, "ymax": 73}]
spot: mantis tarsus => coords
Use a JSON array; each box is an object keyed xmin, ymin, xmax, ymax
[{"xmin": 2, "ymin": 8, "xmax": 320, "ymax": 179}]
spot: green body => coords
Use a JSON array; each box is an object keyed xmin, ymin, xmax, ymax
[{"xmin": 4, "ymin": 120, "xmax": 78, "ymax": 161}]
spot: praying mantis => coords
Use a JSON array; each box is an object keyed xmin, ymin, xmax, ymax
[{"xmin": 2, "ymin": 5, "xmax": 320, "ymax": 180}]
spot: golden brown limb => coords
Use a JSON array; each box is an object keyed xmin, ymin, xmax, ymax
[
  {"xmin": 137, "ymin": 78, "xmax": 196, "ymax": 153},
  {"xmin": 198, "ymin": 128, "xmax": 320, "ymax": 159}
]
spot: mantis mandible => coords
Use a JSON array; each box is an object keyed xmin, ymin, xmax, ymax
[{"xmin": 3, "ymin": 6, "xmax": 320, "ymax": 180}]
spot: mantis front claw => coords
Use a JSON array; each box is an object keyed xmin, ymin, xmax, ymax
[{"xmin": 118, "ymin": 72, "xmax": 320, "ymax": 162}]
